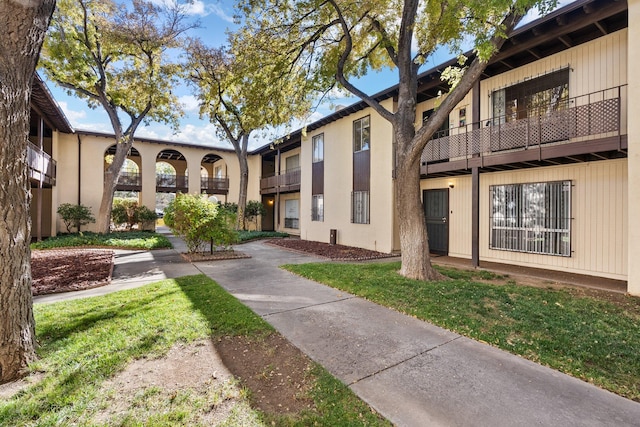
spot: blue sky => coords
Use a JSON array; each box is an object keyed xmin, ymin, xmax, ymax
[{"xmin": 43, "ymin": 0, "xmax": 572, "ymax": 151}]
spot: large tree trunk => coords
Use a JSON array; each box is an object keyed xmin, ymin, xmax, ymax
[
  {"xmin": 96, "ymin": 136, "xmax": 132, "ymax": 233},
  {"xmin": 0, "ymin": 0, "xmax": 56, "ymax": 384},
  {"xmin": 395, "ymin": 133, "xmax": 444, "ymax": 281},
  {"xmin": 235, "ymin": 134, "xmax": 250, "ymax": 230}
]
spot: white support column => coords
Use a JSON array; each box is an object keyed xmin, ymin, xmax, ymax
[
  {"xmin": 628, "ymin": 0, "xmax": 640, "ymax": 296},
  {"xmin": 139, "ymin": 147, "xmax": 157, "ymax": 212},
  {"xmin": 187, "ymin": 154, "xmax": 202, "ymax": 195}
]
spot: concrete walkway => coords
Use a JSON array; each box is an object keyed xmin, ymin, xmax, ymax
[{"xmin": 34, "ymin": 231, "xmax": 640, "ymax": 426}]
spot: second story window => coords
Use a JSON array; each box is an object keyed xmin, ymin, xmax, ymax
[
  {"xmin": 353, "ymin": 116, "xmax": 370, "ymax": 152},
  {"xmin": 312, "ymin": 134, "xmax": 324, "ymax": 163},
  {"xmin": 285, "ymin": 154, "xmax": 299, "ymax": 172}
]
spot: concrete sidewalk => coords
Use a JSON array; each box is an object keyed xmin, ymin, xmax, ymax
[
  {"xmin": 34, "ymin": 231, "xmax": 640, "ymax": 426},
  {"xmin": 195, "ymin": 240, "xmax": 640, "ymax": 427}
]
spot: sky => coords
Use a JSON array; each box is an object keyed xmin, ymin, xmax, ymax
[{"xmin": 43, "ymin": 0, "xmax": 573, "ymax": 151}]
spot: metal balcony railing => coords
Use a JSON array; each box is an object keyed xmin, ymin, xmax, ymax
[
  {"xmin": 27, "ymin": 142, "xmax": 56, "ymax": 185},
  {"xmin": 201, "ymin": 176, "xmax": 229, "ymax": 194},
  {"xmin": 421, "ymin": 86, "xmax": 626, "ymax": 166},
  {"xmin": 156, "ymin": 173, "xmax": 188, "ymax": 191}
]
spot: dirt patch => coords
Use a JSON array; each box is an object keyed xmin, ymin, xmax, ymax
[
  {"xmin": 181, "ymin": 250, "xmax": 250, "ymax": 262},
  {"xmin": 215, "ymin": 334, "xmax": 315, "ymax": 415},
  {"xmin": 31, "ymin": 249, "xmax": 114, "ymax": 296},
  {"xmin": 266, "ymin": 238, "xmax": 396, "ymax": 261}
]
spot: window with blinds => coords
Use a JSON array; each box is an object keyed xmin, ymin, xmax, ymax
[{"xmin": 490, "ymin": 181, "xmax": 571, "ymax": 256}]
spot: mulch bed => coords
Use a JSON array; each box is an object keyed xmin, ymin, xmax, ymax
[
  {"xmin": 180, "ymin": 250, "xmax": 250, "ymax": 262},
  {"xmin": 265, "ymin": 238, "xmax": 397, "ymax": 261},
  {"xmin": 31, "ymin": 249, "xmax": 114, "ymax": 296}
]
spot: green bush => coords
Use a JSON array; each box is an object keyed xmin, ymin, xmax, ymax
[
  {"xmin": 111, "ymin": 198, "xmax": 157, "ymax": 231},
  {"xmin": 56, "ymin": 203, "xmax": 95, "ymax": 233},
  {"xmin": 245, "ymin": 200, "xmax": 267, "ymax": 229},
  {"xmin": 164, "ymin": 194, "xmax": 238, "ymax": 253}
]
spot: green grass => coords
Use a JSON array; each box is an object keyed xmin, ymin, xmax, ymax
[
  {"xmin": 0, "ymin": 275, "xmax": 389, "ymax": 426},
  {"xmin": 238, "ymin": 230, "xmax": 289, "ymax": 242},
  {"xmin": 30, "ymin": 231, "xmax": 172, "ymax": 250},
  {"xmin": 283, "ymin": 262, "xmax": 640, "ymax": 402}
]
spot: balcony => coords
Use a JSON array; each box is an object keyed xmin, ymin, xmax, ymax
[
  {"xmin": 156, "ymin": 173, "xmax": 188, "ymax": 193},
  {"xmin": 27, "ymin": 142, "xmax": 56, "ymax": 186},
  {"xmin": 260, "ymin": 167, "xmax": 301, "ymax": 194},
  {"xmin": 201, "ymin": 176, "xmax": 229, "ymax": 195},
  {"xmin": 421, "ymin": 86, "xmax": 627, "ymax": 176},
  {"xmin": 115, "ymin": 171, "xmax": 142, "ymax": 191}
]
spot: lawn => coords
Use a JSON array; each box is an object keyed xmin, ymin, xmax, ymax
[
  {"xmin": 30, "ymin": 231, "xmax": 172, "ymax": 250},
  {"xmin": 0, "ymin": 275, "xmax": 389, "ymax": 426},
  {"xmin": 283, "ymin": 262, "xmax": 640, "ymax": 402},
  {"xmin": 237, "ymin": 230, "xmax": 289, "ymax": 242}
]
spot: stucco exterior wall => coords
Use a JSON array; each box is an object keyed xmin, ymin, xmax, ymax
[
  {"xmin": 301, "ymin": 99, "xmax": 395, "ymax": 253},
  {"xmin": 54, "ymin": 132, "xmax": 259, "ymax": 233}
]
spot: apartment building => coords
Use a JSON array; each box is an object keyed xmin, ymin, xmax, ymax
[{"xmin": 260, "ymin": 0, "xmax": 639, "ymax": 293}]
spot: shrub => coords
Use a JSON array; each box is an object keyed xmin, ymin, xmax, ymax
[
  {"xmin": 111, "ymin": 198, "xmax": 157, "ymax": 231},
  {"xmin": 57, "ymin": 203, "xmax": 95, "ymax": 233},
  {"xmin": 164, "ymin": 194, "xmax": 238, "ymax": 253},
  {"xmin": 245, "ymin": 200, "xmax": 267, "ymax": 230}
]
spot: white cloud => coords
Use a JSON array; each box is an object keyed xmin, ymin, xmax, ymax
[
  {"xmin": 149, "ymin": 0, "xmax": 234, "ymax": 22},
  {"xmin": 57, "ymin": 101, "xmax": 87, "ymax": 123},
  {"xmin": 179, "ymin": 95, "xmax": 201, "ymax": 113}
]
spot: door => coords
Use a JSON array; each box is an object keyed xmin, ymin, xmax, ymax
[
  {"xmin": 261, "ymin": 195, "xmax": 275, "ymax": 231},
  {"xmin": 423, "ymin": 189, "xmax": 449, "ymax": 255}
]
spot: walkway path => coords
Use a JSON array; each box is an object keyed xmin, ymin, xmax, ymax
[{"xmin": 34, "ymin": 231, "xmax": 640, "ymax": 426}]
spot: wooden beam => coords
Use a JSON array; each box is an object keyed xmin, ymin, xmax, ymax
[
  {"xmin": 558, "ymin": 35, "xmax": 573, "ymax": 48},
  {"xmin": 595, "ymin": 21, "xmax": 608, "ymax": 35}
]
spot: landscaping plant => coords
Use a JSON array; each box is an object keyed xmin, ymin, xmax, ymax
[
  {"xmin": 164, "ymin": 194, "xmax": 238, "ymax": 253},
  {"xmin": 56, "ymin": 203, "xmax": 96, "ymax": 233},
  {"xmin": 111, "ymin": 198, "xmax": 157, "ymax": 231}
]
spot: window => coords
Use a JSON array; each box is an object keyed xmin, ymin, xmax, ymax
[
  {"xmin": 284, "ymin": 199, "xmax": 299, "ymax": 229},
  {"xmin": 353, "ymin": 116, "xmax": 370, "ymax": 152},
  {"xmin": 312, "ymin": 194, "xmax": 324, "ymax": 221},
  {"xmin": 492, "ymin": 69, "xmax": 569, "ymax": 124},
  {"xmin": 285, "ymin": 154, "xmax": 299, "ymax": 172},
  {"xmin": 214, "ymin": 165, "xmax": 223, "ymax": 178},
  {"xmin": 490, "ymin": 181, "xmax": 571, "ymax": 256},
  {"xmin": 351, "ymin": 191, "xmax": 370, "ymax": 224},
  {"xmin": 312, "ymin": 134, "xmax": 324, "ymax": 163},
  {"xmin": 422, "ymin": 109, "xmax": 449, "ymax": 137}
]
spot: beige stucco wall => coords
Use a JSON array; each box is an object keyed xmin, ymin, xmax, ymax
[
  {"xmin": 627, "ymin": 0, "xmax": 640, "ymax": 295},
  {"xmin": 55, "ymin": 132, "xmax": 260, "ymax": 233},
  {"xmin": 300, "ymin": 99, "xmax": 395, "ymax": 253}
]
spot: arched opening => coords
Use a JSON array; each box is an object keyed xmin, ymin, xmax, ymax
[
  {"xmin": 156, "ymin": 149, "xmax": 188, "ymax": 193},
  {"xmin": 201, "ymin": 153, "xmax": 229, "ymax": 196},
  {"xmin": 105, "ymin": 145, "xmax": 142, "ymax": 195}
]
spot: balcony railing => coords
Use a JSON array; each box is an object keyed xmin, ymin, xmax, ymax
[
  {"xmin": 201, "ymin": 176, "xmax": 229, "ymax": 194},
  {"xmin": 156, "ymin": 173, "xmax": 188, "ymax": 192},
  {"xmin": 115, "ymin": 171, "xmax": 142, "ymax": 190},
  {"xmin": 260, "ymin": 167, "xmax": 301, "ymax": 194},
  {"xmin": 27, "ymin": 142, "xmax": 56, "ymax": 185},
  {"xmin": 421, "ymin": 86, "xmax": 626, "ymax": 169}
]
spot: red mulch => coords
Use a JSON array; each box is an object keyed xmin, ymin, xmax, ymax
[
  {"xmin": 265, "ymin": 238, "xmax": 396, "ymax": 261},
  {"xmin": 31, "ymin": 249, "xmax": 114, "ymax": 296}
]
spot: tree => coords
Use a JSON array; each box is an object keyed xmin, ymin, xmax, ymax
[
  {"xmin": 0, "ymin": 0, "xmax": 56, "ymax": 384},
  {"xmin": 236, "ymin": 0, "xmax": 555, "ymax": 280},
  {"xmin": 40, "ymin": 0, "xmax": 194, "ymax": 233},
  {"xmin": 57, "ymin": 203, "xmax": 96, "ymax": 233},
  {"xmin": 187, "ymin": 38, "xmax": 317, "ymax": 230}
]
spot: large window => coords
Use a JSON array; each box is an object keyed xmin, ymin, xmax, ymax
[
  {"xmin": 284, "ymin": 199, "xmax": 299, "ymax": 229},
  {"xmin": 353, "ymin": 116, "xmax": 370, "ymax": 152},
  {"xmin": 285, "ymin": 154, "xmax": 299, "ymax": 172},
  {"xmin": 490, "ymin": 181, "xmax": 571, "ymax": 256},
  {"xmin": 312, "ymin": 194, "xmax": 324, "ymax": 222},
  {"xmin": 312, "ymin": 134, "xmax": 324, "ymax": 163},
  {"xmin": 351, "ymin": 191, "xmax": 370, "ymax": 224},
  {"xmin": 492, "ymin": 69, "xmax": 569, "ymax": 124}
]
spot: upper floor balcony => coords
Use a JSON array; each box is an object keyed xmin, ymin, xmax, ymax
[
  {"xmin": 27, "ymin": 141, "xmax": 56, "ymax": 186},
  {"xmin": 260, "ymin": 167, "xmax": 301, "ymax": 194},
  {"xmin": 156, "ymin": 173, "xmax": 188, "ymax": 193},
  {"xmin": 201, "ymin": 176, "xmax": 229, "ymax": 195},
  {"xmin": 421, "ymin": 86, "xmax": 627, "ymax": 176}
]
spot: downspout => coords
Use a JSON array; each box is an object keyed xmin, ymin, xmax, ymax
[
  {"xmin": 276, "ymin": 148, "xmax": 281, "ymax": 229},
  {"xmin": 77, "ymin": 134, "xmax": 82, "ymax": 205}
]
